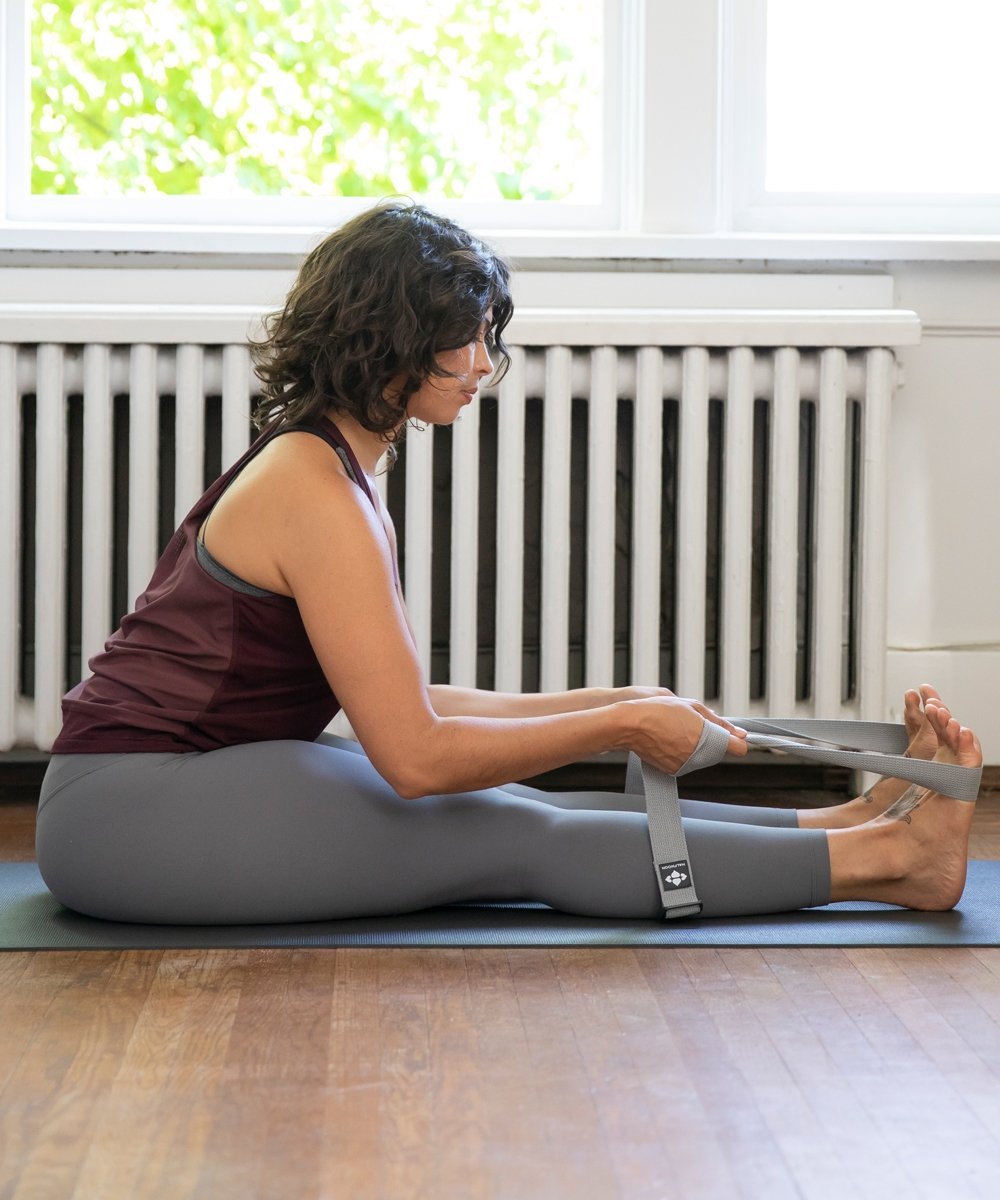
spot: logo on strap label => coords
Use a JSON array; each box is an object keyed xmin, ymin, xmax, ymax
[{"xmin": 659, "ymin": 860, "xmax": 691, "ymax": 890}]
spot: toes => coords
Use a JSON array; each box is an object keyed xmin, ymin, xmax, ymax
[
  {"xmin": 927, "ymin": 703, "xmax": 961, "ymax": 751},
  {"xmin": 958, "ymin": 727, "xmax": 983, "ymax": 765},
  {"xmin": 926, "ymin": 706, "xmax": 981, "ymax": 760},
  {"xmin": 908, "ymin": 695, "xmax": 979, "ymax": 765},
  {"xmin": 935, "ymin": 711, "xmax": 961, "ymax": 754}
]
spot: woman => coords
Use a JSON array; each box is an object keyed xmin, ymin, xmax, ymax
[{"xmin": 37, "ymin": 201, "xmax": 981, "ymax": 924}]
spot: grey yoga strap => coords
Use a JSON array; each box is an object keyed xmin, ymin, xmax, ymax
[{"xmin": 627, "ymin": 716, "xmax": 984, "ymax": 919}]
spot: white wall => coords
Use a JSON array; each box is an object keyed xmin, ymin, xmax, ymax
[{"xmin": 886, "ymin": 264, "xmax": 1000, "ymax": 759}]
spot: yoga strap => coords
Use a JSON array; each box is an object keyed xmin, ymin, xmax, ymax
[{"xmin": 628, "ymin": 716, "xmax": 984, "ymax": 919}]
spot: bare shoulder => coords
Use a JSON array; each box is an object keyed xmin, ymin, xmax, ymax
[
  {"xmin": 259, "ymin": 433, "xmax": 388, "ymax": 545},
  {"xmin": 254, "ymin": 428, "xmax": 352, "ymax": 484},
  {"xmin": 208, "ymin": 428, "xmax": 355, "ymax": 517},
  {"xmin": 201, "ymin": 430, "xmax": 386, "ymax": 597}
]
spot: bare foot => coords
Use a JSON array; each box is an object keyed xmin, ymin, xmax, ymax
[
  {"xmin": 798, "ymin": 684, "xmax": 948, "ymax": 829},
  {"xmin": 827, "ymin": 703, "xmax": 982, "ymax": 910}
]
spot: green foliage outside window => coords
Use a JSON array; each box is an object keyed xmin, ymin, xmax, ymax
[{"xmin": 31, "ymin": 0, "xmax": 602, "ymax": 202}]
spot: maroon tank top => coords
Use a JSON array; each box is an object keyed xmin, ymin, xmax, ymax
[{"xmin": 53, "ymin": 416, "xmax": 374, "ymax": 754}]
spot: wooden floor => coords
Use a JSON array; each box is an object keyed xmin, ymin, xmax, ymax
[{"xmin": 4, "ymin": 792, "xmax": 1000, "ymax": 1199}]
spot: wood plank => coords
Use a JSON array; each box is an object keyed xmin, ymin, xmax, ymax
[
  {"xmin": 68, "ymin": 950, "xmax": 245, "ymax": 1199},
  {"xmin": 0, "ymin": 951, "xmax": 160, "ymax": 1198},
  {"xmin": 192, "ymin": 948, "xmax": 339, "ymax": 1199},
  {"xmin": 755, "ymin": 947, "xmax": 911, "ymax": 1198},
  {"xmin": 635, "ymin": 948, "xmax": 796, "ymax": 1199},
  {"xmin": 463, "ymin": 949, "xmax": 551, "ymax": 1199},
  {"xmin": 422, "ymin": 950, "xmax": 490, "ymax": 1199},
  {"xmin": 507, "ymin": 949, "xmax": 618, "ymax": 1197},
  {"xmin": 321, "ymin": 948, "xmax": 382, "ymax": 1198}
]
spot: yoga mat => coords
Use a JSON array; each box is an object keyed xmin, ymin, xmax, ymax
[{"xmin": 3, "ymin": 860, "xmax": 1000, "ymax": 949}]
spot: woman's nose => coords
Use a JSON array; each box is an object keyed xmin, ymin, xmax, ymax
[{"xmin": 475, "ymin": 341, "xmax": 493, "ymax": 376}]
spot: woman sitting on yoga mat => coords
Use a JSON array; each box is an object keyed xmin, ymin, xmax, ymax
[{"xmin": 37, "ymin": 200, "xmax": 982, "ymax": 925}]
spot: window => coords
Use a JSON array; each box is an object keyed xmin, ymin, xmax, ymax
[
  {"xmin": 8, "ymin": 0, "xmax": 616, "ymax": 231},
  {"xmin": 728, "ymin": 0, "xmax": 1000, "ymax": 233},
  {"xmin": 3, "ymin": 0, "xmax": 1000, "ymax": 251}
]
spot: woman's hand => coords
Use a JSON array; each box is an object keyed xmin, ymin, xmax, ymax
[{"xmin": 620, "ymin": 695, "xmax": 748, "ymax": 774}]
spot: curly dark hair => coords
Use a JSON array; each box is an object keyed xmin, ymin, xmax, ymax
[{"xmin": 250, "ymin": 200, "xmax": 513, "ymax": 455}]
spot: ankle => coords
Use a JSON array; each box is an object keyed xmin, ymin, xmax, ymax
[
  {"xmin": 828, "ymin": 821, "xmax": 905, "ymax": 899},
  {"xmin": 801, "ymin": 795, "xmax": 877, "ymax": 830},
  {"xmin": 870, "ymin": 818, "xmax": 908, "ymax": 882}
]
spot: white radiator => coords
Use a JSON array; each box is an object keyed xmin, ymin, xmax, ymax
[{"xmin": 0, "ymin": 304, "xmax": 920, "ymax": 752}]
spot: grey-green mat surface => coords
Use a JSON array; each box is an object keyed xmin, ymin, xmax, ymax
[{"xmin": 2, "ymin": 860, "xmax": 999, "ymax": 949}]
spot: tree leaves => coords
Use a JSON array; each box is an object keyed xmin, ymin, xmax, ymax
[{"xmin": 30, "ymin": 0, "xmax": 601, "ymax": 202}]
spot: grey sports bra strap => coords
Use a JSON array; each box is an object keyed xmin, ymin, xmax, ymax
[{"xmin": 632, "ymin": 715, "xmax": 983, "ymax": 920}]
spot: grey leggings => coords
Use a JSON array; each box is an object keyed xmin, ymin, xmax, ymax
[{"xmin": 36, "ymin": 734, "xmax": 831, "ymax": 924}]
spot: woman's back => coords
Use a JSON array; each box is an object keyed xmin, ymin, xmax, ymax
[{"xmin": 52, "ymin": 417, "xmax": 371, "ymax": 754}]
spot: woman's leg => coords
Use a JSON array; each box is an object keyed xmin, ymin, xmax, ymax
[
  {"xmin": 35, "ymin": 705, "xmax": 977, "ymax": 925},
  {"xmin": 518, "ymin": 785, "xmax": 799, "ymax": 828},
  {"xmin": 37, "ymin": 740, "xmax": 829, "ymax": 923}
]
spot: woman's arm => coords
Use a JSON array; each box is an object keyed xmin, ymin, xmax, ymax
[
  {"xmin": 272, "ymin": 451, "xmax": 746, "ymax": 798},
  {"xmin": 426, "ymin": 684, "xmax": 672, "ymax": 719}
]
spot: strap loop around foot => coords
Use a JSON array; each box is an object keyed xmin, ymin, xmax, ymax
[{"xmin": 633, "ymin": 715, "xmax": 983, "ymax": 921}]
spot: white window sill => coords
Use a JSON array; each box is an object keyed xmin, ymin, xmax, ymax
[
  {"xmin": 498, "ymin": 231, "xmax": 1000, "ymax": 263},
  {"xmin": 3, "ymin": 223, "xmax": 1000, "ymax": 262}
]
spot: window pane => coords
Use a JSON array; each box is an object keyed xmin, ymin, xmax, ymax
[
  {"xmin": 31, "ymin": 0, "xmax": 602, "ymax": 203},
  {"xmin": 766, "ymin": 0, "xmax": 1000, "ymax": 193}
]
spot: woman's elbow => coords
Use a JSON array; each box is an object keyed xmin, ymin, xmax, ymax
[
  {"xmin": 358, "ymin": 716, "xmax": 458, "ymax": 798},
  {"xmin": 382, "ymin": 763, "xmax": 422, "ymax": 800},
  {"xmin": 368, "ymin": 747, "xmax": 445, "ymax": 800}
]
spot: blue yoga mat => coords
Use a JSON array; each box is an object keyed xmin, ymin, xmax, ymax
[{"xmin": 2, "ymin": 859, "xmax": 999, "ymax": 949}]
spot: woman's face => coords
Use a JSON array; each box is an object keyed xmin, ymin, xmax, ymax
[{"xmin": 405, "ymin": 311, "xmax": 495, "ymax": 426}]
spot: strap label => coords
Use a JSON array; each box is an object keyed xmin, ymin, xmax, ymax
[{"xmin": 659, "ymin": 860, "xmax": 692, "ymax": 890}]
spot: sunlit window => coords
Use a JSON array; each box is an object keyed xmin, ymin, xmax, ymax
[
  {"xmin": 31, "ymin": 0, "xmax": 603, "ymax": 204},
  {"xmin": 766, "ymin": 0, "xmax": 1000, "ymax": 194}
]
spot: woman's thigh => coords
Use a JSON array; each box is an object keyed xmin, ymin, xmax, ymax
[{"xmin": 36, "ymin": 741, "xmax": 597, "ymax": 924}]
